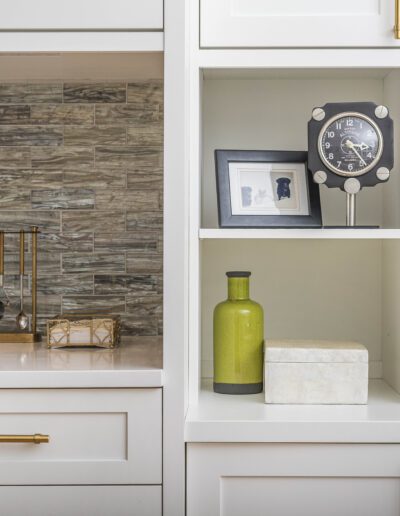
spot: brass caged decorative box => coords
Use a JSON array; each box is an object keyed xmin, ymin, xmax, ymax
[{"xmin": 47, "ymin": 315, "xmax": 120, "ymax": 349}]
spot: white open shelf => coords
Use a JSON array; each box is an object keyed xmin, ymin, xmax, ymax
[
  {"xmin": 196, "ymin": 50, "xmax": 400, "ymax": 71},
  {"xmin": 199, "ymin": 229, "xmax": 400, "ymax": 240},
  {"xmin": 185, "ymin": 379, "xmax": 400, "ymax": 443}
]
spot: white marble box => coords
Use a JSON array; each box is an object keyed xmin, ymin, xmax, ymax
[{"xmin": 264, "ymin": 340, "xmax": 368, "ymax": 405}]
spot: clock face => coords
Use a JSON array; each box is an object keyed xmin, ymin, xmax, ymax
[{"xmin": 318, "ymin": 112, "xmax": 383, "ymax": 177}]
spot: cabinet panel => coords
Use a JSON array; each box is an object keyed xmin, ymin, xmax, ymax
[
  {"xmin": 0, "ymin": 0, "xmax": 163, "ymax": 30},
  {"xmin": 0, "ymin": 388, "xmax": 161, "ymax": 485},
  {"xmin": 187, "ymin": 443, "xmax": 400, "ymax": 516},
  {"xmin": 0, "ymin": 486, "xmax": 161, "ymax": 516},
  {"xmin": 221, "ymin": 477, "xmax": 399, "ymax": 516},
  {"xmin": 200, "ymin": 0, "xmax": 400, "ymax": 47}
]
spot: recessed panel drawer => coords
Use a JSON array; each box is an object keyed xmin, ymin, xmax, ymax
[
  {"xmin": 200, "ymin": 0, "xmax": 399, "ymax": 48},
  {"xmin": 0, "ymin": 388, "xmax": 161, "ymax": 485},
  {"xmin": 0, "ymin": 486, "xmax": 161, "ymax": 516},
  {"xmin": 188, "ymin": 443, "xmax": 400, "ymax": 516}
]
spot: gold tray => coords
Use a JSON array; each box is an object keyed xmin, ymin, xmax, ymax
[{"xmin": 47, "ymin": 315, "xmax": 120, "ymax": 349}]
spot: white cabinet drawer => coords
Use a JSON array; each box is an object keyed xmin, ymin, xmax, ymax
[
  {"xmin": 188, "ymin": 443, "xmax": 400, "ymax": 516},
  {"xmin": 0, "ymin": 388, "xmax": 161, "ymax": 485},
  {"xmin": 0, "ymin": 0, "xmax": 163, "ymax": 30},
  {"xmin": 200, "ymin": 0, "xmax": 400, "ymax": 48},
  {"xmin": 0, "ymin": 486, "xmax": 161, "ymax": 516}
]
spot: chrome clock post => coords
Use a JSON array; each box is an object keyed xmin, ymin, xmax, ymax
[
  {"xmin": 344, "ymin": 178, "xmax": 360, "ymax": 227},
  {"xmin": 346, "ymin": 193, "xmax": 356, "ymax": 227}
]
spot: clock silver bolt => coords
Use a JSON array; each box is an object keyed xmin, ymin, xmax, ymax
[
  {"xmin": 312, "ymin": 108, "xmax": 325, "ymax": 121},
  {"xmin": 375, "ymin": 105, "xmax": 389, "ymax": 119},
  {"xmin": 376, "ymin": 167, "xmax": 390, "ymax": 181},
  {"xmin": 344, "ymin": 178, "xmax": 361, "ymax": 194},
  {"xmin": 313, "ymin": 171, "xmax": 327, "ymax": 184}
]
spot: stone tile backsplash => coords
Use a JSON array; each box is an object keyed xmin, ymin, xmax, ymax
[{"xmin": 0, "ymin": 81, "xmax": 163, "ymax": 337}]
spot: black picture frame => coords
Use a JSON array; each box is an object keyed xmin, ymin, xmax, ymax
[{"xmin": 215, "ymin": 150, "xmax": 322, "ymax": 228}]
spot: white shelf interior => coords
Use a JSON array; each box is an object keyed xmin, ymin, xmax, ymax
[
  {"xmin": 200, "ymin": 239, "xmax": 385, "ymax": 378},
  {"xmin": 186, "ymin": 237, "xmax": 400, "ymax": 440},
  {"xmin": 201, "ymin": 68, "xmax": 400, "ymax": 230},
  {"xmin": 187, "ymin": 66, "xmax": 400, "ymax": 441}
]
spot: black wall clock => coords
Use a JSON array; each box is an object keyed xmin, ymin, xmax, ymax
[{"xmin": 308, "ymin": 102, "xmax": 394, "ymax": 226}]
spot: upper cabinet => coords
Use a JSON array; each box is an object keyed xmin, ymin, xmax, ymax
[
  {"xmin": 0, "ymin": 0, "xmax": 163, "ymax": 30},
  {"xmin": 200, "ymin": 0, "xmax": 400, "ymax": 48}
]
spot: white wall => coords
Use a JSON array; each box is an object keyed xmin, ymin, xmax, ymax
[
  {"xmin": 382, "ymin": 240, "xmax": 400, "ymax": 392},
  {"xmin": 382, "ymin": 71, "xmax": 400, "ymax": 228},
  {"xmin": 201, "ymin": 239, "xmax": 382, "ymax": 377},
  {"xmin": 381, "ymin": 71, "xmax": 400, "ymax": 390}
]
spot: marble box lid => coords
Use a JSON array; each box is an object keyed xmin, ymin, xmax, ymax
[{"xmin": 264, "ymin": 340, "xmax": 368, "ymax": 364}]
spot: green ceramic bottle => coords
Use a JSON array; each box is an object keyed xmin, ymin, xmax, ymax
[{"xmin": 213, "ymin": 271, "xmax": 264, "ymax": 394}]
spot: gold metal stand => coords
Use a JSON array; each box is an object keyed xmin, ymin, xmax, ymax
[
  {"xmin": 32, "ymin": 225, "xmax": 38, "ymax": 337},
  {"xmin": 0, "ymin": 226, "xmax": 40, "ymax": 343}
]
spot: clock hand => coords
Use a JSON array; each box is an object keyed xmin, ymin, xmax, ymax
[
  {"xmin": 351, "ymin": 142, "xmax": 370, "ymax": 151},
  {"xmin": 345, "ymin": 140, "xmax": 367, "ymax": 166}
]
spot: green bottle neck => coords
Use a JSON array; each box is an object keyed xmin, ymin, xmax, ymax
[{"xmin": 227, "ymin": 277, "xmax": 250, "ymax": 300}]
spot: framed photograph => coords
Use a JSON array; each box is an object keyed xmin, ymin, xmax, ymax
[{"xmin": 215, "ymin": 150, "xmax": 322, "ymax": 228}]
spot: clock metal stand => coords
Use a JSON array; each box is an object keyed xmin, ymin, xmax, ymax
[
  {"xmin": 308, "ymin": 102, "xmax": 394, "ymax": 228},
  {"xmin": 347, "ymin": 192, "xmax": 356, "ymax": 227}
]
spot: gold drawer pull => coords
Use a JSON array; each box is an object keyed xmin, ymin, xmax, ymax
[
  {"xmin": 395, "ymin": 0, "xmax": 400, "ymax": 38},
  {"xmin": 0, "ymin": 434, "xmax": 49, "ymax": 444}
]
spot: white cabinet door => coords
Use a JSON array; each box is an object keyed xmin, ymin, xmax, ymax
[
  {"xmin": 0, "ymin": 388, "xmax": 161, "ymax": 485},
  {"xmin": 0, "ymin": 486, "xmax": 161, "ymax": 516},
  {"xmin": 201, "ymin": 0, "xmax": 400, "ymax": 48},
  {"xmin": 0, "ymin": 0, "xmax": 163, "ymax": 30},
  {"xmin": 187, "ymin": 443, "xmax": 400, "ymax": 516}
]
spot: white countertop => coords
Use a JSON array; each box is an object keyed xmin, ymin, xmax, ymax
[
  {"xmin": 185, "ymin": 379, "xmax": 400, "ymax": 443},
  {"xmin": 0, "ymin": 337, "xmax": 163, "ymax": 388}
]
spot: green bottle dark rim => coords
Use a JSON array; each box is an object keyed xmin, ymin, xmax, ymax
[{"xmin": 226, "ymin": 271, "xmax": 251, "ymax": 278}]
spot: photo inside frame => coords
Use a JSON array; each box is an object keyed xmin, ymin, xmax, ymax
[{"xmin": 228, "ymin": 162, "xmax": 310, "ymax": 216}]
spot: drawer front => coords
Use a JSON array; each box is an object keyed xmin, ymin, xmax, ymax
[
  {"xmin": 200, "ymin": 0, "xmax": 400, "ymax": 48},
  {"xmin": 0, "ymin": 388, "xmax": 161, "ymax": 485},
  {"xmin": 188, "ymin": 443, "xmax": 400, "ymax": 516},
  {"xmin": 0, "ymin": 486, "xmax": 161, "ymax": 516},
  {"xmin": 0, "ymin": 0, "xmax": 163, "ymax": 30}
]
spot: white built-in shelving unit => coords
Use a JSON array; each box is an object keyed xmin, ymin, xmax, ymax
[{"xmin": 185, "ymin": 0, "xmax": 400, "ymax": 445}]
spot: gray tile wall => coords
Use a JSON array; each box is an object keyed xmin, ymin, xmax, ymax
[{"xmin": 0, "ymin": 81, "xmax": 163, "ymax": 337}]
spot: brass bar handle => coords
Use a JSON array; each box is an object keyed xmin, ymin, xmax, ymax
[
  {"xmin": 19, "ymin": 230, "xmax": 24, "ymax": 275},
  {"xmin": 0, "ymin": 434, "xmax": 49, "ymax": 444},
  {"xmin": 395, "ymin": 0, "xmax": 400, "ymax": 39}
]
